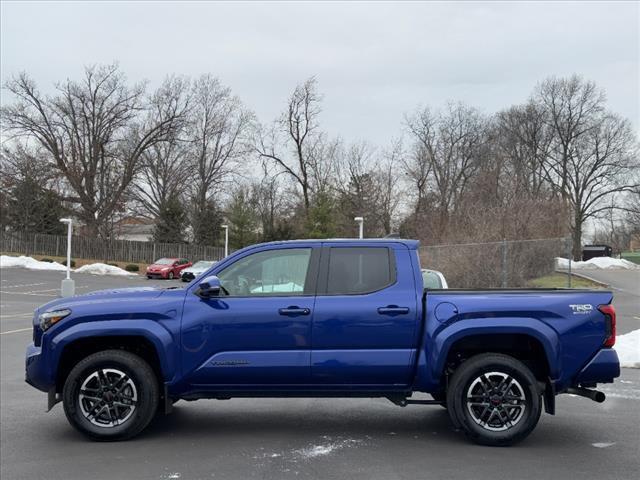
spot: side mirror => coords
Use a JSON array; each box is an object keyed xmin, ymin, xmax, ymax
[{"xmin": 198, "ymin": 275, "xmax": 222, "ymax": 297}]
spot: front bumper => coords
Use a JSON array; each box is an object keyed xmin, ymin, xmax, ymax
[
  {"xmin": 576, "ymin": 348, "xmax": 620, "ymax": 384},
  {"xmin": 25, "ymin": 342, "xmax": 52, "ymax": 392},
  {"xmin": 147, "ymin": 271, "xmax": 168, "ymax": 278}
]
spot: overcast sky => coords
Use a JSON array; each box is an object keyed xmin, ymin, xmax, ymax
[{"xmin": 1, "ymin": 1, "xmax": 638, "ymax": 143}]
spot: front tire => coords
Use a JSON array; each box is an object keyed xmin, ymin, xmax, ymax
[
  {"xmin": 62, "ymin": 350, "xmax": 159, "ymax": 441},
  {"xmin": 446, "ymin": 353, "xmax": 542, "ymax": 446},
  {"xmin": 168, "ymin": 271, "xmax": 174, "ymax": 280}
]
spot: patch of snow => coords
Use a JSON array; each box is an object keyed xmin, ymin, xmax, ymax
[
  {"xmin": 556, "ymin": 257, "xmax": 639, "ymax": 270},
  {"xmin": 74, "ymin": 263, "xmax": 136, "ymax": 276},
  {"xmin": 294, "ymin": 438, "xmax": 362, "ymax": 459},
  {"xmin": 591, "ymin": 442, "xmax": 616, "ymax": 448},
  {"xmin": 614, "ymin": 329, "xmax": 640, "ymax": 368},
  {"xmin": 0, "ymin": 255, "xmax": 67, "ymax": 271},
  {"xmin": 301, "ymin": 445, "xmax": 335, "ymax": 457}
]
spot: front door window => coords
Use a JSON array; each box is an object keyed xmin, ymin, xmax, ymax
[{"xmin": 217, "ymin": 248, "xmax": 312, "ymax": 296}]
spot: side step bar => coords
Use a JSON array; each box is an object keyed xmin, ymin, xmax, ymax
[{"xmin": 387, "ymin": 396, "xmax": 441, "ymax": 407}]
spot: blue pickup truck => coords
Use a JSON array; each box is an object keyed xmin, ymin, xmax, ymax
[{"xmin": 25, "ymin": 239, "xmax": 620, "ymax": 445}]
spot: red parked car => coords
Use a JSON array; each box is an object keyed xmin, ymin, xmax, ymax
[{"xmin": 146, "ymin": 258, "xmax": 192, "ymax": 280}]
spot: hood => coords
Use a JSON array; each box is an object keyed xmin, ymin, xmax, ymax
[
  {"xmin": 183, "ymin": 265, "xmax": 209, "ymax": 274},
  {"xmin": 148, "ymin": 264, "xmax": 171, "ymax": 270},
  {"xmin": 36, "ymin": 286, "xmax": 167, "ymax": 314}
]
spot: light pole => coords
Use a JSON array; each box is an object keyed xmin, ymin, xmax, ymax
[
  {"xmin": 221, "ymin": 224, "xmax": 229, "ymax": 257},
  {"xmin": 354, "ymin": 217, "xmax": 364, "ymax": 239},
  {"xmin": 59, "ymin": 218, "xmax": 75, "ymax": 297}
]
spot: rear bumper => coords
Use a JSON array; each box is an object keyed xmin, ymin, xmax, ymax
[{"xmin": 575, "ymin": 348, "xmax": 620, "ymax": 385}]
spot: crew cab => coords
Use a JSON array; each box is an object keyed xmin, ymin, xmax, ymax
[{"xmin": 25, "ymin": 239, "xmax": 620, "ymax": 445}]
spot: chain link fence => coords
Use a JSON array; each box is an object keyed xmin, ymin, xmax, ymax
[
  {"xmin": 420, "ymin": 237, "xmax": 572, "ymax": 288},
  {"xmin": 2, "ymin": 230, "xmax": 575, "ymax": 287},
  {"xmin": 0, "ymin": 230, "xmax": 226, "ymax": 264}
]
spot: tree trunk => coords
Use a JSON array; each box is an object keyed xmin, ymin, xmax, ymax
[{"xmin": 571, "ymin": 217, "xmax": 583, "ymax": 261}]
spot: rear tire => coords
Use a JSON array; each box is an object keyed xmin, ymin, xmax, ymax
[
  {"xmin": 62, "ymin": 350, "xmax": 159, "ymax": 441},
  {"xmin": 446, "ymin": 353, "xmax": 542, "ymax": 446}
]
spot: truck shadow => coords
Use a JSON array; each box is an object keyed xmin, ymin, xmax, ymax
[{"xmin": 140, "ymin": 401, "xmax": 464, "ymax": 444}]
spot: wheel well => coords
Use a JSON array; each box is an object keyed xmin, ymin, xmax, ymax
[
  {"xmin": 56, "ymin": 336, "xmax": 163, "ymax": 392},
  {"xmin": 444, "ymin": 334, "xmax": 550, "ymax": 382}
]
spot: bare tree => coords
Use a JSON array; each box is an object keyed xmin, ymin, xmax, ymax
[
  {"xmin": 332, "ymin": 141, "xmax": 401, "ymax": 237},
  {"xmin": 534, "ymin": 76, "xmax": 639, "ymax": 258},
  {"xmin": 251, "ymin": 173, "xmax": 296, "ymax": 241},
  {"xmin": 1, "ymin": 64, "xmax": 186, "ymax": 236},
  {"xmin": 494, "ymin": 101, "xmax": 554, "ymax": 198},
  {"xmin": 378, "ymin": 139, "xmax": 403, "ymax": 235},
  {"xmin": 187, "ymin": 74, "xmax": 251, "ymax": 244},
  {"xmin": 535, "ymin": 75, "xmax": 606, "ymax": 196},
  {"xmin": 405, "ymin": 102, "xmax": 488, "ymax": 239},
  {"xmin": 255, "ymin": 77, "xmax": 322, "ymax": 213},
  {"xmin": 565, "ymin": 114, "xmax": 638, "ymax": 257},
  {"xmin": 130, "ymin": 76, "xmax": 192, "ymax": 220}
]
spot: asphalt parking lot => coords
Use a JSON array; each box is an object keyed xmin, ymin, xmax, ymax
[
  {"xmin": 576, "ymin": 269, "xmax": 640, "ymax": 335},
  {"xmin": 1, "ymin": 267, "xmax": 639, "ymax": 480}
]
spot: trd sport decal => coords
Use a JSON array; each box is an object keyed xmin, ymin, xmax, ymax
[{"xmin": 569, "ymin": 304, "xmax": 593, "ymax": 314}]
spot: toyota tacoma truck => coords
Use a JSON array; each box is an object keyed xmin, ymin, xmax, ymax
[{"xmin": 25, "ymin": 239, "xmax": 620, "ymax": 445}]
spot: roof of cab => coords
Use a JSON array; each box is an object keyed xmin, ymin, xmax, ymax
[{"xmin": 247, "ymin": 238, "xmax": 420, "ymax": 250}]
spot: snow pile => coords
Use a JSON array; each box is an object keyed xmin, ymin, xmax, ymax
[
  {"xmin": 0, "ymin": 255, "xmax": 67, "ymax": 271},
  {"xmin": 74, "ymin": 263, "xmax": 136, "ymax": 276},
  {"xmin": 556, "ymin": 257, "xmax": 640, "ymax": 270},
  {"xmin": 615, "ymin": 329, "xmax": 640, "ymax": 368},
  {"xmin": 0, "ymin": 255, "xmax": 136, "ymax": 277}
]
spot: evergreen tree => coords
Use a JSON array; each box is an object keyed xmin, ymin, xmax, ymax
[
  {"xmin": 305, "ymin": 191, "xmax": 338, "ymax": 238},
  {"xmin": 5, "ymin": 176, "xmax": 66, "ymax": 234},
  {"xmin": 153, "ymin": 197, "xmax": 188, "ymax": 243},
  {"xmin": 226, "ymin": 188, "xmax": 258, "ymax": 249},
  {"xmin": 191, "ymin": 198, "xmax": 224, "ymax": 246}
]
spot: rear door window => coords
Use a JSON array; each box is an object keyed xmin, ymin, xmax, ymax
[{"xmin": 326, "ymin": 247, "xmax": 395, "ymax": 295}]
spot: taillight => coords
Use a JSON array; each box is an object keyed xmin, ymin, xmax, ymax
[{"xmin": 598, "ymin": 304, "xmax": 616, "ymax": 348}]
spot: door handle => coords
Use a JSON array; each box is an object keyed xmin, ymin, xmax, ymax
[
  {"xmin": 278, "ymin": 306, "xmax": 311, "ymax": 316},
  {"xmin": 377, "ymin": 306, "xmax": 410, "ymax": 316}
]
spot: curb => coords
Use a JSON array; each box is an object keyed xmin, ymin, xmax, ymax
[{"xmin": 555, "ymin": 269, "xmax": 610, "ymax": 288}]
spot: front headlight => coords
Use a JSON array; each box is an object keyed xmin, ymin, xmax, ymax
[{"xmin": 39, "ymin": 309, "xmax": 71, "ymax": 331}]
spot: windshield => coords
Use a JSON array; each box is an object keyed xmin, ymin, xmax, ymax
[
  {"xmin": 154, "ymin": 258, "xmax": 174, "ymax": 265},
  {"xmin": 192, "ymin": 261, "xmax": 214, "ymax": 269}
]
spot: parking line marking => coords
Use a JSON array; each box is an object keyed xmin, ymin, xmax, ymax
[
  {"xmin": 0, "ymin": 290, "xmax": 57, "ymax": 297},
  {"xmin": 3, "ymin": 283, "xmax": 47, "ymax": 289},
  {"xmin": 0, "ymin": 312, "xmax": 33, "ymax": 319},
  {"xmin": 0, "ymin": 327, "xmax": 32, "ymax": 335}
]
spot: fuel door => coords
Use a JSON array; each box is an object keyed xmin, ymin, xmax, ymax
[{"xmin": 434, "ymin": 302, "xmax": 459, "ymax": 323}]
